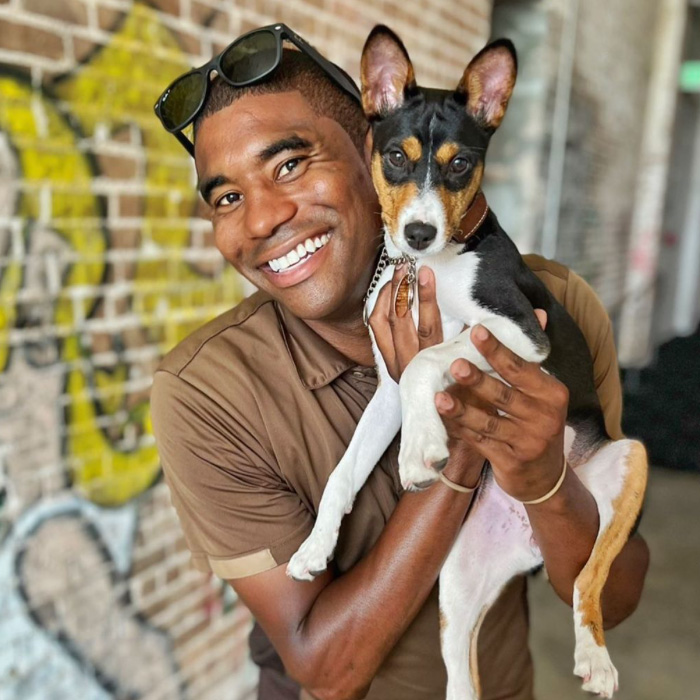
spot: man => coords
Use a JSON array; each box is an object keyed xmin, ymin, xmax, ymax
[{"xmin": 151, "ymin": 26, "xmax": 649, "ymax": 700}]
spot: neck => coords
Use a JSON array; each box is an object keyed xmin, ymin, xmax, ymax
[{"xmin": 305, "ymin": 308, "xmax": 375, "ymax": 367}]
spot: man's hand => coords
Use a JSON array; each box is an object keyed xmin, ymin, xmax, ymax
[
  {"xmin": 368, "ymin": 264, "xmax": 443, "ymax": 382},
  {"xmin": 434, "ymin": 320, "xmax": 570, "ymax": 503}
]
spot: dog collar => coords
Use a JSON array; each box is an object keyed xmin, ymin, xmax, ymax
[{"xmin": 451, "ymin": 190, "xmax": 489, "ymax": 245}]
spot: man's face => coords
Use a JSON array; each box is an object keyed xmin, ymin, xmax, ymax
[{"xmin": 194, "ymin": 91, "xmax": 381, "ymax": 322}]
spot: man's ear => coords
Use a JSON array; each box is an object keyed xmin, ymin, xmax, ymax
[
  {"xmin": 360, "ymin": 25, "xmax": 416, "ymax": 119},
  {"xmin": 456, "ymin": 39, "xmax": 517, "ymax": 132}
]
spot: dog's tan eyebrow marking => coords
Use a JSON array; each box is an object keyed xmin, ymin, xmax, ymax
[
  {"xmin": 372, "ymin": 152, "xmax": 418, "ymax": 237},
  {"xmin": 436, "ymin": 142, "xmax": 461, "ymax": 166},
  {"xmin": 401, "ymin": 136, "xmax": 422, "ymax": 162},
  {"xmin": 438, "ymin": 162, "xmax": 484, "ymax": 233}
]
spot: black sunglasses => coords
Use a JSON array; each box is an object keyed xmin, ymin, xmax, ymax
[{"xmin": 153, "ymin": 23, "xmax": 362, "ymax": 156}]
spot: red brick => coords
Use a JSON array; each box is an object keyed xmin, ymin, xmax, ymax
[
  {"xmin": 151, "ymin": 0, "xmax": 180, "ymax": 16},
  {"xmin": 0, "ymin": 18, "xmax": 64, "ymax": 59},
  {"xmin": 23, "ymin": 0, "xmax": 88, "ymax": 25},
  {"xmin": 96, "ymin": 152, "xmax": 139, "ymax": 180},
  {"xmin": 97, "ymin": 6, "xmax": 126, "ymax": 31},
  {"xmin": 171, "ymin": 27, "xmax": 201, "ymax": 57},
  {"xmin": 190, "ymin": 1, "xmax": 219, "ymax": 27}
]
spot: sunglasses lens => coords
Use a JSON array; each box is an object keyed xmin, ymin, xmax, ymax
[
  {"xmin": 160, "ymin": 72, "xmax": 205, "ymax": 131},
  {"xmin": 220, "ymin": 30, "xmax": 278, "ymax": 84}
]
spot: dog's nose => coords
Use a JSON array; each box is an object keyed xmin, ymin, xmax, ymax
[{"xmin": 404, "ymin": 222, "xmax": 437, "ymax": 251}]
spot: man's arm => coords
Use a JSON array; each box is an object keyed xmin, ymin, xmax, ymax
[
  {"xmin": 230, "ymin": 268, "xmax": 484, "ymax": 700},
  {"xmin": 435, "ymin": 324, "xmax": 649, "ymax": 628},
  {"xmin": 232, "ymin": 468, "xmax": 479, "ymax": 700}
]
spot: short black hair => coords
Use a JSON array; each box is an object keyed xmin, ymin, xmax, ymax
[{"xmin": 194, "ymin": 48, "xmax": 368, "ymax": 153}]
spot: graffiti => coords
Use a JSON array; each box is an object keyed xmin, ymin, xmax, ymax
[{"xmin": 0, "ymin": 2, "xmax": 251, "ymax": 698}]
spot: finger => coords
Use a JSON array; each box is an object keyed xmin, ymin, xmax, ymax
[
  {"xmin": 436, "ymin": 391, "xmax": 521, "ymax": 445},
  {"xmin": 368, "ymin": 282, "xmax": 400, "ymax": 380},
  {"xmin": 388, "ymin": 263, "xmax": 419, "ymax": 373},
  {"xmin": 416, "ymin": 267, "xmax": 443, "ymax": 350},
  {"xmin": 469, "ymin": 325, "xmax": 557, "ymax": 397},
  {"xmin": 448, "ymin": 358, "xmax": 536, "ymax": 420},
  {"xmin": 534, "ymin": 309, "xmax": 547, "ymax": 330},
  {"xmin": 435, "ymin": 392, "xmax": 515, "ymax": 463}
]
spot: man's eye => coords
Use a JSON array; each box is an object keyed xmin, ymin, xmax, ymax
[
  {"xmin": 449, "ymin": 157, "xmax": 471, "ymax": 175},
  {"xmin": 280, "ymin": 158, "xmax": 302, "ymax": 176},
  {"xmin": 216, "ymin": 192, "xmax": 241, "ymax": 208},
  {"xmin": 387, "ymin": 150, "xmax": 406, "ymax": 168}
]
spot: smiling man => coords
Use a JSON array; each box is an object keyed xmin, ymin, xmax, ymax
[{"xmin": 150, "ymin": 27, "xmax": 648, "ymax": 700}]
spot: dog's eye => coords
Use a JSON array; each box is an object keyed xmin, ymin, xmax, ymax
[
  {"xmin": 449, "ymin": 157, "xmax": 470, "ymax": 175},
  {"xmin": 387, "ymin": 150, "xmax": 406, "ymax": 168}
]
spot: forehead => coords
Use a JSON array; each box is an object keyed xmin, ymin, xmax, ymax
[
  {"xmin": 372, "ymin": 92, "xmax": 488, "ymax": 154},
  {"xmin": 194, "ymin": 91, "xmax": 323, "ymax": 175}
]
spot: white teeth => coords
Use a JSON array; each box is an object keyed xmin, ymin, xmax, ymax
[{"xmin": 267, "ymin": 232, "xmax": 332, "ymax": 273}]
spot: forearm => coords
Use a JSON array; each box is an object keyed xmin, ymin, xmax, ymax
[
  {"xmin": 291, "ymin": 473, "xmax": 476, "ymax": 699},
  {"xmin": 526, "ymin": 466, "xmax": 649, "ymax": 628}
]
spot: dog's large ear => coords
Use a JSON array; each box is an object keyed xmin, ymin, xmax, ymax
[
  {"xmin": 360, "ymin": 25, "xmax": 416, "ymax": 119},
  {"xmin": 456, "ymin": 39, "xmax": 517, "ymax": 132}
]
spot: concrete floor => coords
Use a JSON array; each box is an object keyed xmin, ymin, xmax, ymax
[{"xmin": 529, "ymin": 467, "xmax": 700, "ymax": 699}]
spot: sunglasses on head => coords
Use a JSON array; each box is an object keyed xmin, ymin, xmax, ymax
[{"xmin": 153, "ymin": 23, "xmax": 362, "ymax": 156}]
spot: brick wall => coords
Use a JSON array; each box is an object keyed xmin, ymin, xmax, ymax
[{"xmin": 0, "ymin": 1, "xmax": 491, "ymax": 698}]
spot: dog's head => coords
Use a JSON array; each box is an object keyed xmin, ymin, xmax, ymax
[{"xmin": 361, "ymin": 26, "xmax": 517, "ymax": 257}]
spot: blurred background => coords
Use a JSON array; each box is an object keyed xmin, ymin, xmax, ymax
[{"xmin": 0, "ymin": 0, "xmax": 697, "ymax": 698}]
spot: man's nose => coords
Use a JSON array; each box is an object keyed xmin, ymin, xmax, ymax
[
  {"xmin": 405, "ymin": 221, "xmax": 437, "ymax": 251},
  {"xmin": 244, "ymin": 186, "xmax": 298, "ymax": 239}
]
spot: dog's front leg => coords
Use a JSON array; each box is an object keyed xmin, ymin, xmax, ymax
[
  {"xmin": 398, "ymin": 329, "xmax": 490, "ymax": 490},
  {"xmin": 287, "ymin": 365, "xmax": 401, "ymax": 581}
]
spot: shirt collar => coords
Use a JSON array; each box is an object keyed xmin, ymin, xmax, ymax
[{"xmin": 272, "ymin": 298, "xmax": 356, "ymax": 390}]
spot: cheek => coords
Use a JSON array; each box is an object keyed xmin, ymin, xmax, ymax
[{"xmin": 213, "ymin": 220, "xmax": 244, "ymax": 264}]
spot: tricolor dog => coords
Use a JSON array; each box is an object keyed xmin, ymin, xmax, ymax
[{"xmin": 287, "ymin": 25, "xmax": 648, "ymax": 700}]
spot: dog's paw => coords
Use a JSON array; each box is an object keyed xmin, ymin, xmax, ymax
[
  {"xmin": 399, "ymin": 421, "xmax": 449, "ymax": 491},
  {"xmin": 574, "ymin": 640, "xmax": 618, "ymax": 698},
  {"xmin": 286, "ymin": 530, "xmax": 337, "ymax": 582}
]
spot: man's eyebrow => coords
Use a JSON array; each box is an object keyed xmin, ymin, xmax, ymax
[
  {"xmin": 198, "ymin": 174, "xmax": 229, "ymax": 204},
  {"xmin": 257, "ymin": 135, "xmax": 313, "ymax": 163}
]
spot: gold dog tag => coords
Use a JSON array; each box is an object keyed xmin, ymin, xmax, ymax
[{"xmin": 394, "ymin": 271, "xmax": 416, "ymax": 317}]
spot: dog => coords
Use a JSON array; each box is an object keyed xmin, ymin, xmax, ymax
[{"xmin": 286, "ymin": 26, "xmax": 647, "ymax": 700}]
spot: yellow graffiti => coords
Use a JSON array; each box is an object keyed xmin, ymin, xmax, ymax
[
  {"xmin": 0, "ymin": 2, "xmax": 244, "ymax": 506},
  {"xmin": 0, "ymin": 76, "xmax": 105, "ymax": 369}
]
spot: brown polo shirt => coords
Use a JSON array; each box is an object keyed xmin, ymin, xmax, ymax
[{"xmin": 150, "ymin": 254, "xmax": 623, "ymax": 700}]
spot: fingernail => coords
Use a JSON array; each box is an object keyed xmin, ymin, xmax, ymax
[
  {"xmin": 418, "ymin": 267, "xmax": 430, "ymax": 286},
  {"xmin": 453, "ymin": 361, "xmax": 471, "ymax": 380},
  {"xmin": 436, "ymin": 392, "xmax": 454, "ymax": 411},
  {"xmin": 473, "ymin": 325, "xmax": 489, "ymax": 341}
]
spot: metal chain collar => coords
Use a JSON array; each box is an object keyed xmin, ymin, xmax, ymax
[{"xmin": 362, "ymin": 247, "xmax": 417, "ymax": 326}]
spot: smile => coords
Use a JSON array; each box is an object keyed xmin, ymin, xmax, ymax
[{"xmin": 267, "ymin": 233, "xmax": 333, "ymax": 272}]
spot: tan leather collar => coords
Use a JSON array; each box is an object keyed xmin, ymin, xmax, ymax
[{"xmin": 452, "ymin": 190, "xmax": 489, "ymax": 244}]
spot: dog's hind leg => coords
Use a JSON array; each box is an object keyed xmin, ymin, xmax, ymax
[
  {"xmin": 571, "ymin": 439, "xmax": 648, "ymax": 698},
  {"xmin": 286, "ymin": 368, "xmax": 402, "ymax": 581},
  {"xmin": 439, "ymin": 477, "xmax": 542, "ymax": 700}
]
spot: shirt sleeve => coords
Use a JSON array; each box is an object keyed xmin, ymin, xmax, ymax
[
  {"xmin": 150, "ymin": 369, "xmax": 314, "ymax": 579},
  {"xmin": 561, "ymin": 270, "xmax": 624, "ymax": 440}
]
